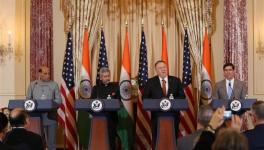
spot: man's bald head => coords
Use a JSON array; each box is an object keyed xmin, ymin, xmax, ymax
[
  {"xmin": 9, "ymin": 108, "xmax": 29, "ymax": 127},
  {"xmin": 39, "ymin": 66, "xmax": 50, "ymax": 81}
]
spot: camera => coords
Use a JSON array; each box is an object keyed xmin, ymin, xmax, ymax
[{"xmin": 224, "ymin": 110, "xmax": 232, "ymax": 120}]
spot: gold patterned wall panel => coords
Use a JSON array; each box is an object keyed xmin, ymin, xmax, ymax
[
  {"xmin": 253, "ymin": 0, "xmax": 264, "ymax": 95},
  {"xmin": 0, "ymin": 0, "xmax": 29, "ymax": 107}
]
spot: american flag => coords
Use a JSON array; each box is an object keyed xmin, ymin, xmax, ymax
[
  {"xmin": 57, "ymin": 32, "xmax": 77, "ymax": 150},
  {"xmin": 179, "ymin": 29, "xmax": 197, "ymax": 136},
  {"xmin": 136, "ymin": 30, "xmax": 152, "ymax": 149},
  {"xmin": 96, "ymin": 29, "xmax": 109, "ymax": 84}
]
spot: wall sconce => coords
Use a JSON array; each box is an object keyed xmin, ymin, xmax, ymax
[
  {"xmin": 0, "ymin": 31, "xmax": 15, "ymax": 64},
  {"xmin": 256, "ymin": 32, "xmax": 264, "ymax": 60}
]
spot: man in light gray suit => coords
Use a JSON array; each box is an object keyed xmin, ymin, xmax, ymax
[
  {"xmin": 177, "ymin": 105, "xmax": 214, "ymax": 150},
  {"xmin": 26, "ymin": 66, "xmax": 61, "ymax": 150},
  {"xmin": 213, "ymin": 63, "xmax": 247, "ymax": 100}
]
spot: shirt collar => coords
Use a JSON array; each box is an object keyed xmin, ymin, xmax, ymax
[
  {"xmin": 159, "ymin": 76, "xmax": 168, "ymax": 82},
  {"xmin": 226, "ymin": 78, "xmax": 234, "ymax": 84}
]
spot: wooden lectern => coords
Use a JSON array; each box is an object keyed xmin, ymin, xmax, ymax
[
  {"xmin": 8, "ymin": 99, "xmax": 58, "ymax": 135},
  {"xmin": 143, "ymin": 99, "xmax": 188, "ymax": 150},
  {"xmin": 75, "ymin": 99, "xmax": 120, "ymax": 150}
]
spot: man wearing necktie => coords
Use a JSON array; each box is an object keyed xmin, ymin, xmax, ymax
[
  {"xmin": 213, "ymin": 63, "xmax": 247, "ymax": 100},
  {"xmin": 143, "ymin": 60, "xmax": 186, "ymax": 147}
]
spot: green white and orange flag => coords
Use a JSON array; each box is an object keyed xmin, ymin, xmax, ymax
[
  {"xmin": 118, "ymin": 26, "xmax": 134, "ymax": 149},
  {"xmin": 161, "ymin": 26, "xmax": 169, "ymax": 72},
  {"xmin": 80, "ymin": 29, "xmax": 91, "ymax": 82},
  {"xmin": 77, "ymin": 29, "xmax": 92, "ymax": 148},
  {"xmin": 201, "ymin": 28, "xmax": 213, "ymax": 104}
]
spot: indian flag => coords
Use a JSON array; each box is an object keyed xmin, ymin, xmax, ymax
[{"xmin": 118, "ymin": 26, "xmax": 134, "ymax": 150}]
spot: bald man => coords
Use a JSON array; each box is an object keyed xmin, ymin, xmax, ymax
[
  {"xmin": 26, "ymin": 66, "xmax": 61, "ymax": 150},
  {"xmin": 4, "ymin": 108, "xmax": 44, "ymax": 150}
]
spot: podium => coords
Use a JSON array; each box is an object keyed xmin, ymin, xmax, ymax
[
  {"xmin": 143, "ymin": 99, "xmax": 188, "ymax": 150},
  {"xmin": 75, "ymin": 99, "xmax": 121, "ymax": 150},
  {"xmin": 211, "ymin": 99, "xmax": 257, "ymax": 110},
  {"xmin": 8, "ymin": 99, "xmax": 58, "ymax": 135}
]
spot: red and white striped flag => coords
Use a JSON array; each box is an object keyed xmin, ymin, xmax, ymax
[
  {"xmin": 179, "ymin": 29, "xmax": 197, "ymax": 136},
  {"xmin": 135, "ymin": 30, "xmax": 152, "ymax": 149},
  {"xmin": 57, "ymin": 32, "xmax": 78, "ymax": 150}
]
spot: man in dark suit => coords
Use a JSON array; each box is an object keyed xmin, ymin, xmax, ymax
[
  {"xmin": 143, "ymin": 60, "xmax": 185, "ymax": 147},
  {"xmin": 244, "ymin": 101, "xmax": 264, "ymax": 150},
  {"xmin": 177, "ymin": 105, "xmax": 213, "ymax": 150},
  {"xmin": 213, "ymin": 63, "xmax": 247, "ymax": 100},
  {"xmin": 4, "ymin": 108, "xmax": 44, "ymax": 150},
  {"xmin": 91, "ymin": 67, "xmax": 120, "ymax": 150}
]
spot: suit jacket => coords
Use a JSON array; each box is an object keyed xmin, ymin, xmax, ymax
[
  {"xmin": 193, "ymin": 130, "xmax": 215, "ymax": 150},
  {"xmin": 0, "ymin": 140, "xmax": 13, "ymax": 150},
  {"xmin": 244, "ymin": 124, "xmax": 264, "ymax": 150},
  {"xmin": 4, "ymin": 128, "xmax": 44, "ymax": 150},
  {"xmin": 177, "ymin": 129, "xmax": 203, "ymax": 150},
  {"xmin": 213, "ymin": 79, "xmax": 247, "ymax": 100},
  {"xmin": 143, "ymin": 76, "xmax": 185, "ymax": 99}
]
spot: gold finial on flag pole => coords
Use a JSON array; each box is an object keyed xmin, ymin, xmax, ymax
[
  {"xmin": 141, "ymin": 18, "xmax": 144, "ymax": 30},
  {"xmin": 101, "ymin": 19, "xmax": 103, "ymax": 29}
]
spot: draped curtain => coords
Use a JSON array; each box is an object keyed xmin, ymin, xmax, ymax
[
  {"xmin": 61, "ymin": 0, "xmax": 212, "ymax": 96},
  {"xmin": 30, "ymin": 0, "xmax": 53, "ymax": 81},
  {"xmin": 60, "ymin": 0, "xmax": 104, "ymax": 86},
  {"xmin": 224, "ymin": 0, "xmax": 248, "ymax": 84},
  {"xmin": 173, "ymin": 0, "xmax": 213, "ymax": 104}
]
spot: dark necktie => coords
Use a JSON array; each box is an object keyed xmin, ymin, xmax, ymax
[{"xmin": 162, "ymin": 79, "xmax": 166, "ymax": 96}]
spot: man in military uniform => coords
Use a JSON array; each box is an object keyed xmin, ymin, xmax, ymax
[
  {"xmin": 26, "ymin": 66, "xmax": 61, "ymax": 150},
  {"xmin": 91, "ymin": 67, "xmax": 120, "ymax": 150}
]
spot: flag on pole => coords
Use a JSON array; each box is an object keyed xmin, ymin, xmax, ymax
[
  {"xmin": 96, "ymin": 29, "xmax": 109, "ymax": 84},
  {"xmin": 77, "ymin": 29, "xmax": 92, "ymax": 148},
  {"xmin": 57, "ymin": 32, "xmax": 77, "ymax": 150},
  {"xmin": 201, "ymin": 28, "xmax": 213, "ymax": 104},
  {"xmin": 161, "ymin": 26, "xmax": 169, "ymax": 72},
  {"xmin": 118, "ymin": 26, "xmax": 134, "ymax": 150},
  {"xmin": 179, "ymin": 29, "xmax": 197, "ymax": 136},
  {"xmin": 135, "ymin": 30, "xmax": 152, "ymax": 149}
]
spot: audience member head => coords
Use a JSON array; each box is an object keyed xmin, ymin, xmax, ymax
[
  {"xmin": 197, "ymin": 105, "xmax": 214, "ymax": 128},
  {"xmin": 251, "ymin": 100, "xmax": 264, "ymax": 124},
  {"xmin": 0, "ymin": 112, "xmax": 8, "ymax": 140},
  {"xmin": 155, "ymin": 60, "xmax": 168, "ymax": 78},
  {"xmin": 212, "ymin": 128, "xmax": 248, "ymax": 150},
  {"xmin": 9, "ymin": 108, "xmax": 30, "ymax": 128},
  {"xmin": 99, "ymin": 67, "xmax": 111, "ymax": 85},
  {"xmin": 38, "ymin": 66, "xmax": 50, "ymax": 81},
  {"xmin": 223, "ymin": 63, "xmax": 235, "ymax": 80},
  {"xmin": 1, "ymin": 107, "xmax": 10, "ymax": 119}
]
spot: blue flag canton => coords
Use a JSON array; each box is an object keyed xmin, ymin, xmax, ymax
[
  {"xmin": 62, "ymin": 32, "xmax": 75, "ymax": 89},
  {"xmin": 138, "ymin": 31, "xmax": 148, "ymax": 88},
  {"xmin": 182, "ymin": 30, "xmax": 192, "ymax": 88},
  {"xmin": 96, "ymin": 30, "xmax": 109, "ymax": 82}
]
